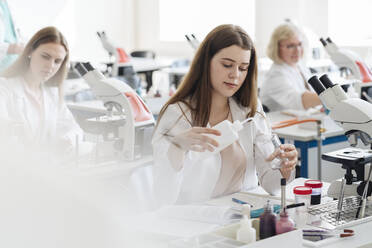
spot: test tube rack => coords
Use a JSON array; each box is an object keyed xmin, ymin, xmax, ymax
[{"xmin": 307, "ymin": 196, "xmax": 372, "ymax": 229}]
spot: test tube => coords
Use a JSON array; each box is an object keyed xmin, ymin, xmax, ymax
[{"xmin": 271, "ymin": 134, "xmax": 288, "ymax": 169}]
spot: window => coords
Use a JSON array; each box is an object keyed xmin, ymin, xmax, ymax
[
  {"xmin": 159, "ymin": 0, "xmax": 255, "ymax": 42},
  {"xmin": 328, "ymin": 0, "xmax": 372, "ymax": 45}
]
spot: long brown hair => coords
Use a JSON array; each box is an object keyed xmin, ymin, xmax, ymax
[
  {"xmin": 2, "ymin": 26, "xmax": 69, "ymax": 102},
  {"xmin": 158, "ymin": 24, "xmax": 258, "ymax": 127}
]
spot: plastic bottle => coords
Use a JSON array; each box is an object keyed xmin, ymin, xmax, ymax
[
  {"xmin": 195, "ymin": 118, "xmax": 252, "ymax": 160},
  {"xmin": 236, "ymin": 205, "xmax": 256, "ymax": 244},
  {"xmin": 276, "ymin": 211, "xmax": 295, "ymax": 235},
  {"xmin": 259, "ymin": 200, "xmax": 277, "ymax": 240}
]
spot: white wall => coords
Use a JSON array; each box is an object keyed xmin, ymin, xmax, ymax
[
  {"xmin": 255, "ymin": 0, "xmax": 328, "ymax": 57},
  {"xmin": 133, "ymin": 0, "xmax": 330, "ymax": 58},
  {"xmin": 10, "ymin": 0, "xmax": 370, "ymax": 62},
  {"xmin": 10, "ymin": 0, "xmax": 136, "ymax": 62},
  {"xmin": 134, "ymin": 0, "xmax": 194, "ymax": 59},
  {"xmin": 72, "ymin": 0, "xmax": 135, "ymax": 62}
]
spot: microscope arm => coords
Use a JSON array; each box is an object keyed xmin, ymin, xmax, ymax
[
  {"xmin": 320, "ymin": 37, "xmax": 372, "ymax": 82},
  {"xmin": 329, "ymin": 99, "xmax": 372, "ymax": 146},
  {"xmin": 97, "ymin": 31, "xmax": 118, "ymax": 60}
]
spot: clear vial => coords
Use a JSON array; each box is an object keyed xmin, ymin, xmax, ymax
[{"xmin": 270, "ymin": 134, "xmax": 288, "ymax": 169}]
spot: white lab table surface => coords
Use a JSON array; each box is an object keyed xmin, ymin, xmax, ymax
[
  {"xmin": 125, "ymin": 178, "xmax": 372, "ymax": 248},
  {"xmin": 266, "ymin": 111, "xmax": 350, "ymax": 180},
  {"xmin": 120, "ymin": 57, "xmax": 174, "ymax": 73},
  {"xmin": 266, "ymin": 111, "xmax": 344, "ymax": 142}
]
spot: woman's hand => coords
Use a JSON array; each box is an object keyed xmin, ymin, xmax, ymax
[
  {"xmin": 265, "ymin": 143, "xmax": 297, "ymax": 179},
  {"xmin": 278, "ymin": 144, "xmax": 298, "ymax": 179},
  {"xmin": 170, "ymin": 127, "xmax": 221, "ymax": 152}
]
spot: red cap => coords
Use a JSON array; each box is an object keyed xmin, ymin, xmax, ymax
[
  {"xmin": 305, "ymin": 180, "xmax": 323, "ymax": 188},
  {"xmin": 293, "ymin": 186, "xmax": 312, "ymax": 195}
]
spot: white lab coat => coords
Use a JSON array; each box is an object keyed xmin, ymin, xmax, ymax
[
  {"xmin": 260, "ymin": 62, "xmax": 312, "ymax": 112},
  {"xmin": 152, "ymin": 98, "xmax": 293, "ymax": 206},
  {"xmin": 0, "ymin": 76, "xmax": 83, "ymax": 149}
]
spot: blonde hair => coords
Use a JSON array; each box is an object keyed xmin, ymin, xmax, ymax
[
  {"xmin": 157, "ymin": 24, "xmax": 258, "ymax": 127},
  {"xmin": 2, "ymin": 26, "xmax": 69, "ymax": 102},
  {"xmin": 266, "ymin": 23, "xmax": 304, "ymax": 64}
]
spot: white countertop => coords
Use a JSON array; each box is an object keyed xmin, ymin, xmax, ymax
[{"xmin": 267, "ymin": 111, "xmax": 344, "ymax": 142}]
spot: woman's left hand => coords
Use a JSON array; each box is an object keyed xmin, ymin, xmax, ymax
[{"xmin": 278, "ymin": 144, "xmax": 298, "ymax": 180}]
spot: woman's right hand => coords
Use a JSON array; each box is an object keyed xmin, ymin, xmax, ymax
[{"xmin": 171, "ymin": 127, "xmax": 221, "ymax": 152}]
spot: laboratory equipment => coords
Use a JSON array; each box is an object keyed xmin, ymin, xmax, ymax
[
  {"xmin": 236, "ymin": 205, "xmax": 256, "ymax": 244},
  {"xmin": 281, "ymin": 178, "xmax": 286, "ymax": 212},
  {"xmin": 185, "ymin": 33, "xmax": 200, "ymax": 50},
  {"xmin": 308, "ymin": 74, "xmax": 372, "ymax": 147},
  {"xmin": 193, "ymin": 118, "xmax": 253, "ymax": 160},
  {"xmin": 302, "ymin": 228, "xmax": 354, "ymax": 241},
  {"xmin": 74, "ymin": 62, "xmax": 155, "ymax": 161},
  {"xmin": 259, "ymin": 200, "xmax": 277, "ymax": 240},
  {"xmin": 277, "ymin": 178, "xmax": 295, "ymax": 234},
  {"xmin": 354, "ymin": 81, "xmax": 372, "ymax": 102},
  {"xmin": 320, "ymin": 37, "xmax": 372, "ymax": 82},
  {"xmin": 271, "ymin": 134, "xmax": 288, "ymax": 169},
  {"xmin": 286, "ymin": 203, "xmax": 305, "ymax": 209},
  {"xmin": 305, "ymin": 180, "xmax": 323, "ymax": 205},
  {"xmin": 97, "ymin": 31, "xmax": 130, "ymax": 76},
  {"xmin": 276, "ymin": 211, "xmax": 295, "ymax": 235},
  {"xmin": 293, "ymin": 186, "xmax": 312, "ymax": 210},
  {"xmin": 294, "ymin": 187, "xmax": 312, "ymax": 205},
  {"xmin": 356, "ymin": 164, "xmax": 372, "ymax": 219},
  {"xmin": 306, "ymin": 74, "xmax": 372, "ymax": 228},
  {"xmin": 308, "ymin": 74, "xmax": 372, "ymax": 186},
  {"xmin": 255, "ymin": 133, "xmax": 285, "ymax": 170},
  {"xmin": 323, "ymin": 148, "xmax": 372, "ymax": 198},
  {"xmin": 307, "ymin": 195, "xmax": 372, "ymax": 229}
]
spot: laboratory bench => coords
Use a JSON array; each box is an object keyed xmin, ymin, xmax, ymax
[
  {"xmin": 266, "ymin": 111, "xmax": 351, "ymax": 182},
  {"xmin": 125, "ymin": 178, "xmax": 372, "ymax": 248}
]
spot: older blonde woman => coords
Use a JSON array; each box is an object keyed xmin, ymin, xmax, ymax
[{"xmin": 260, "ymin": 23, "xmax": 321, "ymax": 112}]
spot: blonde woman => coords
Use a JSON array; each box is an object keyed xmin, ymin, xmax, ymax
[
  {"xmin": 152, "ymin": 25, "xmax": 298, "ymax": 205},
  {"xmin": 260, "ymin": 23, "xmax": 321, "ymax": 112}
]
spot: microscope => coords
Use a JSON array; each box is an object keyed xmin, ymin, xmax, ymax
[
  {"xmin": 74, "ymin": 62, "xmax": 155, "ymax": 161},
  {"xmin": 184, "ymin": 34, "xmax": 200, "ymax": 50},
  {"xmin": 320, "ymin": 37, "xmax": 372, "ymax": 83},
  {"xmin": 308, "ymin": 74, "xmax": 372, "ymax": 198}
]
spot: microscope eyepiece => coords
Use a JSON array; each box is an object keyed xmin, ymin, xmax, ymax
[
  {"xmin": 319, "ymin": 74, "xmax": 335, "ymax": 89},
  {"xmin": 83, "ymin": 62, "xmax": 94, "ymax": 71},
  {"xmin": 74, "ymin": 62, "xmax": 88, "ymax": 76},
  {"xmin": 320, "ymin": 38, "xmax": 327, "ymax": 47},
  {"xmin": 308, "ymin": 75, "xmax": 326, "ymax": 95}
]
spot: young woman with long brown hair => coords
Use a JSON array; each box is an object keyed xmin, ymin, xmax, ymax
[
  {"xmin": 0, "ymin": 26, "xmax": 82, "ymax": 152},
  {"xmin": 152, "ymin": 24, "xmax": 298, "ymax": 205}
]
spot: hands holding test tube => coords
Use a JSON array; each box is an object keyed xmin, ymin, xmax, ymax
[{"xmin": 256, "ymin": 133, "xmax": 298, "ymax": 179}]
